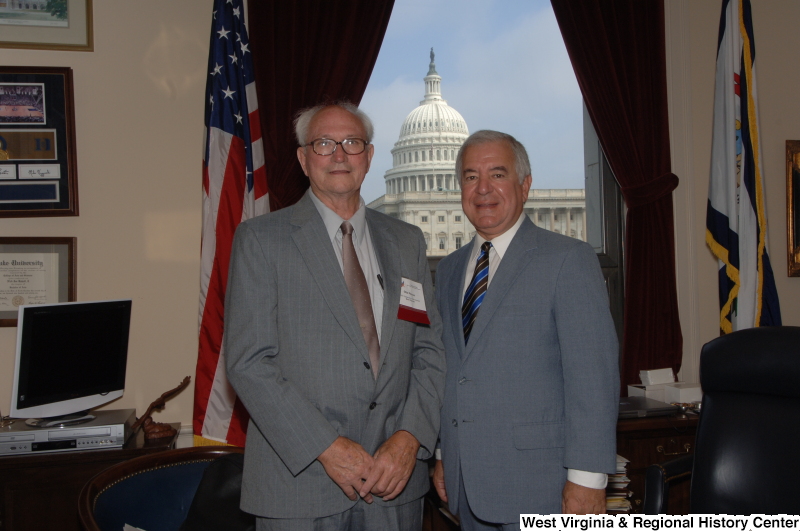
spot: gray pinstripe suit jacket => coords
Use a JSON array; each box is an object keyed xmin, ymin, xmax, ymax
[
  {"xmin": 224, "ymin": 191, "xmax": 446, "ymax": 519},
  {"xmin": 436, "ymin": 217, "xmax": 619, "ymax": 520}
]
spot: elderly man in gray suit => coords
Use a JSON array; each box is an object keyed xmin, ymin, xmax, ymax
[
  {"xmin": 225, "ymin": 102, "xmax": 445, "ymax": 531},
  {"xmin": 433, "ymin": 130, "xmax": 619, "ymax": 527}
]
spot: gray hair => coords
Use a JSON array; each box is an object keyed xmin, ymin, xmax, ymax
[
  {"xmin": 455, "ymin": 130, "xmax": 531, "ymax": 184},
  {"xmin": 293, "ymin": 101, "xmax": 374, "ymax": 146}
]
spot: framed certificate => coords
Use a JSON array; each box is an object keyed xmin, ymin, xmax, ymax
[
  {"xmin": 0, "ymin": 237, "xmax": 76, "ymax": 327},
  {"xmin": 0, "ymin": 67, "xmax": 79, "ymax": 217}
]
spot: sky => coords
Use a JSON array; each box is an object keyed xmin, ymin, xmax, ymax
[{"xmin": 358, "ymin": 0, "xmax": 585, "ymax": 203}]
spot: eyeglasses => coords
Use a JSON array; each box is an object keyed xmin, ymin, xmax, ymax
[{"xmin": 306, "ymin": 138, "xmax": 368, "ymax": 156}]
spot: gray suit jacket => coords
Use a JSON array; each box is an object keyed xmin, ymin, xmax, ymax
[
  {"xmin": 225, "ymin": 192, "xmax": 446, "ymax": 518},
  {"xmin": 436, "ymin": 217, "xmax": 619, "ymax": 520}
]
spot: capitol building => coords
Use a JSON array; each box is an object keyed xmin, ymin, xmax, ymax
[{"xmin": 367, "ymin": 50, "xmax": 586, "ymax": 258}]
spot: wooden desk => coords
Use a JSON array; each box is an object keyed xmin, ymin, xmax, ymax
[
  {"xmin": 0, "ymin": 424, "xmax": 179, "ymax": 531},
  {"xmin": 617, "ymin": 413, "xmax": 699, "ymax": 514}
]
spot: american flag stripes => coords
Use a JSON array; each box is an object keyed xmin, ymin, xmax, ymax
[
  {"xmin": 706, "ymin": 0, "xmax": 781, "ymax": 333},
  {"xmin": 194, "ymin": 0, "xmax": 268, "ymax": 446}
]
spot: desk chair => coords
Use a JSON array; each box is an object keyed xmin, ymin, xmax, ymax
[
  {"xmin": 643, "ymin": 326, "xmax": 800, "ymax": 514},
  {"xmin": 79, "ymin": 445, "xmax": 251, "ymax": 531}
]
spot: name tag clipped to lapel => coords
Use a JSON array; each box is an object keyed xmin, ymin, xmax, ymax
[{"xmin": 397, "ymin": 277, "xmax": 430, "ymax": 325}]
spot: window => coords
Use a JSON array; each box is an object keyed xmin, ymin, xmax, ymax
[
  {"xmin": 455, "ymin": 236, "xmax": 462, "ymax": 249},
  {"xmin": 438, "ymin": 216, "xmax": 445, "ymax": 222},
  {"xmin": 421, "ymin": 216, "xmax": 428, "ymax": 222},
  {"xmin": 439, "ymin": 237, "xmax": 446, "ymax": 250},
  {"xmin": 415, "ymin": 152, "xmax": 419, "ymax": 162},
  {"xmin": 455, "ymin": 215, "xmax": 461, "ymax": 222}
]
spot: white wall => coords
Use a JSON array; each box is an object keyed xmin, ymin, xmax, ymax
[{"xmin": 0, "ymin": 1, "xmax": 211, "ymax": 430}]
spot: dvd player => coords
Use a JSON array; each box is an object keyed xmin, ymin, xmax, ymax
[{"xmin": 0, "ymin": 409, "xmax": 135, "ymax": 456}]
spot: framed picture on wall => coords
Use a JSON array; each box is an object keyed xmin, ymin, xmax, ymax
[
  {"xmin": 0, "ymin": 0, "xmax": 93, "ymax": 52},
  {"xmin": 787, "ymin": 141, "xmax": 800, "ymax": 276},
  {"xmin": 0, "ymin": 66, "xmax": 79, "ymax": 217},
  {"xmin": 0, "ymin": 237, "xmax": 76, "ymax": 327}
]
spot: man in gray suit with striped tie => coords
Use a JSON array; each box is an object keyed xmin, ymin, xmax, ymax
[
  {"xmin": 225, "ymin": 102, "xmax": 445, "ymax": 530},
  {"xmin": 433, "ymin": 130, "xmax": 619, "ymax": 527}
]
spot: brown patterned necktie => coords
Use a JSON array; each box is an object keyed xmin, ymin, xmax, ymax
[{"xmin": 341, "ymin": 221, "xmax": 381, "ymax": 379}]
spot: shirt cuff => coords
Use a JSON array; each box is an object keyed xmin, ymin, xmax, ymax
[
  {"xmin": 567, "ymin": 469, "xmax": 607, "ymax": 489},
  {"xmin": 434, "ymin": 448, "xmax": 442, "ymax": 460}
]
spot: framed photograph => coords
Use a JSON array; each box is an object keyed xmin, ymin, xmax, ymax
[
  {"xmin": 0, "ymin": 66, "xmax": 79, "ymax": 217},
  {"xmin": 0, "ymin": 237, "xmax": 76, "ymax": 327},
  {"xmin": 787, "ymin": 141, "xmax": 800, "ymax": 276},
  {"xmin": 0, "ymin": 0, "xmax": 93, "ymax": 52}
]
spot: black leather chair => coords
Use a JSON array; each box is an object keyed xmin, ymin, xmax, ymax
[
  {"xmin": 643, "ymin": 326, "xmax": 800, "ymax": 514},
  {"xmin": 78, "ymin": 445, "xmax": 252, "ymax": 531}
]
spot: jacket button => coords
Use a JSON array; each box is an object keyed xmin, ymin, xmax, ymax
[
  {"xmin": 452, "ymin": 419, "xmax": 458, "ymax": 427},
  {"xmin": 369, "ymin": 402, "xmax": 377, "ymax": 410},
  {"xmin": 458, "ymin": 377, "xmax": 466, "ymax": 384},
  {"xmin": 364, "ymin": 362, "xmax": 370, "ymax": 369}
]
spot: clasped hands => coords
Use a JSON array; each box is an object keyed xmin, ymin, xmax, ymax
[{"xmin": 317, "ymin": 430, "xmax": 420, "ymax": 503}]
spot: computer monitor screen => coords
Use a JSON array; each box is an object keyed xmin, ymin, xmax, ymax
[{"xmin": 10, "ymin": 299, "xmax": 132, "ymax": 420}]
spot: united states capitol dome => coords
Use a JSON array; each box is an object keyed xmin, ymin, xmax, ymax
[{"xmin": 383, "ymin": 49, "xmax": 469, "ymax": 194}]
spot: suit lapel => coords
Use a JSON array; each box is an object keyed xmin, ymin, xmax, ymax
[
  {"xmin": 447, "ymin": 242, "xmax": 473, "ymax": 359},
  {"xmin": 290, "ymin": 193, "xmax": 370, "ymax": 364},
  {"xmin": 463, "ymin": 218, "xmax": 539, "ymax": 360},
  {"xmin": 366, "ymin": 211, "xmax": 400, "ymax": 365}
]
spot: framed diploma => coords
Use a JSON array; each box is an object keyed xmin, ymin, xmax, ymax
[
  {"xmin": 0, "ymin": 67, "xmax": 79, "ymax": 217},
  {"xmin": 0, "ymin": 237, "xmax": 76, "ymax": 327}
]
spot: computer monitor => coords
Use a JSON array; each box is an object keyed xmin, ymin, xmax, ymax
[{"xmin": 9, "ymin": 299, "xmax": 132, "ymax": 425}]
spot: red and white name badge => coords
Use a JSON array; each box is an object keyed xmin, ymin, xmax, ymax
[{"xmin": 397, "ymin": 277, "xmax": 430, "ymax": 325}]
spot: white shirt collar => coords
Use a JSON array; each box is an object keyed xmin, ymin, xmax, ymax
[
  {"xmin": 472, "ymin": 212, "xmax": 526, "ymax": 259},
  {"xmin": 307, "ymin": 188, "xmax": 367, "ymax": 246}
]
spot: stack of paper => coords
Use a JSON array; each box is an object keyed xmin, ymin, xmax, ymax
[{"xmin": 606, "ymin": 455, "xmax": 632, "ymax": 513}]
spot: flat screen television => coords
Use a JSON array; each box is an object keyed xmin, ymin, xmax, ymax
[{"xmin": 9, "ymin": 299, "xmax": 132, "ymax": 425}]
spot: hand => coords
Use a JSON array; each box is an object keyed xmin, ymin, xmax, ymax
[
  {"xmin": 561, "ymin": 480, "xmax": 606, "ymax": 514},
  {"xmin": 317, "ymin": 436, "xmax": 375, "ymax": 503},
  {"xmin": 359, "ymin": 430, "xmax": 420, "ymax": 501},
  {"xmin": 433, "ymin": 459, "xmax": 448, "ymax": 503}
]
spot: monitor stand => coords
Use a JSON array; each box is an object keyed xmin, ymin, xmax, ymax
[{"xmin": 25, "ymin": 411, "xmax": 96, "ymax": 428}]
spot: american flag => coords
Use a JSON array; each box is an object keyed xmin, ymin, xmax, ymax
[{"xmin": 194, "ymin": 0, "xmax": 268, "ymax": 446}]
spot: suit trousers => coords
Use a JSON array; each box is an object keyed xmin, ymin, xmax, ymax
[{"xmin": 255, "ymin": 497, "xmax": 423, "ymax": 531}]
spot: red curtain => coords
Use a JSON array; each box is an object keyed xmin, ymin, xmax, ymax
[
  {"xmin": 247, "ymin": 1, "xmax": 395, "ymax": 211},
  {"xmin": 551, "ymin": 0, "xmax": 683, "ymax": 389}
]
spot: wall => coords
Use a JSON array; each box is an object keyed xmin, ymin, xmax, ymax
[
  {"xmin": 668, "ymin": 0, "xmax": 800, "ymax": 383},
  {"xmin": 0, "ymin": 1, "xmax": 211, "ymax": 434}
]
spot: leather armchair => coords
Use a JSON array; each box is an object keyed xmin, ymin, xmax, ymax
[
  {"xmin": 78, "ymin": 445, "xmax": 251, "ymax": 531},
  {"xmin": 643, "ymin": 326, "xmax": 800, "ymax": 514}
]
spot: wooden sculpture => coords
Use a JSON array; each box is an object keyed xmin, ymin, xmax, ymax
[{"xmin": 131, "ymin": 376, "xmax": 191, "ymax": 440}]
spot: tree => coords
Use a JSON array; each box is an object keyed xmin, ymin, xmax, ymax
[{"xmin": 46, "ymin": 0, "xmax": 68, "ymax": 21}]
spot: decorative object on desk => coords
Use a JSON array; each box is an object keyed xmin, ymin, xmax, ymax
[
  {"xmin": 0, "ymin": 66, "xmax": 79, "ymax": 217},
  {"xmin": 0, "ymin": 407, "xmax": 14, "ymax": 429},
  {"xmin": 0, "ymin": 0, "xmax": 93, "ymax": 51},
  {"xmin": 132, "ymin": 376, "xmax": 190, "ymax": 440},
  {"xmin": 0, "ymin": 237, "xmax": 76, "ymax": 326},
  {"xmin": 786, "ymin": 140, "xmax": 800, "ymax": 276}
]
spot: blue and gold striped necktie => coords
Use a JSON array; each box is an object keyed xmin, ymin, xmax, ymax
[{"xmin": 461, "ymin": 241, "xmax": 491, "ymax": 344}]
